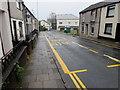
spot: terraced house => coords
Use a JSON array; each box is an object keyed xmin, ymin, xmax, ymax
[
  {"xmin": 9, "ymin": 0, "xmax": 26, "ymax": 46},
  {"xmin": 0, "ymin": 0, "xmax": 13, "ymax": 58},
  {"xmin": 1, "ymin": 0, "xmax": 39, "ymax": 88},
  {"xmin": 79, "ymin": 0, "xmax": 120, "ymax": 42}
]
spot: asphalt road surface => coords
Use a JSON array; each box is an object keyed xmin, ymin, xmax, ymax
[{"xmin": 45, "ymin": 30, "xmax": 120, "ymax": 89}]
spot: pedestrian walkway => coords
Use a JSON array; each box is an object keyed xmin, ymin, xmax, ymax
[
  {"xmin": 79, "ymin": 35, "xmax": 120, "ymax": 49},
  {"xmin": 21, "ymin": 32, "xmax": 65, "ymax": 88}
]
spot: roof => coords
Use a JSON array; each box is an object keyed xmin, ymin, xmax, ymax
[
  {"xmin": 80, "ymin": 0, "xmax": 120, "ymax": 13},
  {"xmin": 57, "ymin": 14, "xmax": 78, "ymax": 20},
  {"xmin": 22, "ymin": 3, "xmax": 38, "ymax": 20}
]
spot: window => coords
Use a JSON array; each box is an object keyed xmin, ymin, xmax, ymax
[
  {"xmin": 59, "ymin": 22, "xmax": 62, "ymax": 24},
  {"xmin": 75, "ymin": 22, "xmax": 77, "ymax": 24},
  {"xmin": 91, "ymin": 10, "xmax": 96, "ymax": 20},
  {"xmin": 91, "ymin": 23, "xmax": 95, "ymax": 33},
  {"xmin": 91, "ymin": 10, "xmax": 95, "ymax": 16},
  {"xmin": 104, "ymin": 23, "xmax": 112, "ymax": 35},
  {"xmin": 82, "ymin": 23, "xmax": 84, "ymax": 32},
  {"xmin": 82, "ymin": 14, "xmax": 85, "ymax": 22},
  {"xmin": 16, "ymin": 0, "xmax": 21, "ymax": 10},
  {"xmin": 68, "ymin": 22, "xmax": 71, "ymax": 24},
  {"xmin": 106, "ymin": 5, "xmax": 115, "ymax": 17},
  {"xmin": 19, "ymin": 22, "xmax": 23, "ymax": 38}
]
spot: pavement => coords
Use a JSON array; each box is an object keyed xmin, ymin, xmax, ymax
[
  {"xmin": 21, "ymin": 32, "xmax": 66, "ymax": 88},
  {"xmin": 78, "ymin": 35, "xmax": 120, "ymax": 49}
]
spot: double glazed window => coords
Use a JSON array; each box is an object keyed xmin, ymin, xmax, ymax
[
  {"xmin": 59, "ymin": 22, "xmax": 62, "ymax": 24},
  {"xmin": 91, "ymin": 23, "xmax": 95, "ymax": 33},
  {"xmin": 19, "ymin": 22, "xmax": 23, "ymax": 38},
  {"xmin": 104, "ymin": 23, "xmax": 112, "ymax": 35},
  {"xmin": 16, "ymin": 0, "xmax": 21, "ymax": 10},
  {"xmin": 107, "ymin": 5, "xmax": 115, "ymax": 17},
  {"xmin": 82, "ymin": 23, "xmax": 84, "ymax": 32},
  {"xmin": 91, "ymin": 10, "xmax": 96, "ymax": 20},
  {"xmin": 75, "ymin": 22, "xmax": 77, "ymax": 24},
  {"xmin": 68, "ymin": 22, "xmax": 71, "ymax": 24}
]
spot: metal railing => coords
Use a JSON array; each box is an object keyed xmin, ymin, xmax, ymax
[
  {"xmin": 26, "ymin": 29, "xmax": 39, "ymax": 41},
  {"xmin": 1, "ymin": 41, "xmax": 24, "ymax": 73}
]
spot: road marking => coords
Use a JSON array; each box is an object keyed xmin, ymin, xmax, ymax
[
  {"xmin": 107, "ymin": 64, "xmax": 120, "ymax": 67},
  {"xmin": 45, "ymin": 35, "xmax": 87, "ymax": 89},
  {"xmin": 69, "ymin": 73, "xmax": 81, "ymax": 89},
  {"xmin": 72, "ymin": 42, "xmax": 88, "ymax": 49},
  {"xmin": 104, "ymin": 54, "xmax": 120, "ymax": 63},
  {"xmin": 58, "ymin": 42, "xmax": 62, "ymax": 45},
  {"xmin": 52, "ymin": 40, "xmax": 61, "ymax": 42},
  {"xmin": 69, "ymin": 69, "xmax": 87, "ymax": 74},
  {"xmin": 73, "ymin": 73, "xmax": 87, "ymax": 90},
  {"xmin": 46, "ymin": 36, "xmax": 69, "ymax": 73},
  {"xmin": 52, "ymin": 43, "xmax": 58, "ymax": 46},
  {"xmin": 89, "ymin": 49, "xmax": 98, "ymax": 54}
]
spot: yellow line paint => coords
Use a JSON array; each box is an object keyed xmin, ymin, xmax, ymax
[
  {"xmin": 46, "ymin": 36, "xmax": 70, "ymax": 73},
  {"xmin": 72, "ymin": 42, "xmax": 88, "ymax": 49},
  {"xmin": 104, "ymin": 54, "xmax": 120, "ymax": 63},
  {"xmin": 73, "ymin": 73, "xmax": 87, "ymax": 90},
  {"xmin": 89, "ymin": 49, "xmax": 98, "ymax": 53},
  {"xmin": 52, "ymin": 43, "xmax": 58, "ymax": 46},
  {"xmin": 58, "ymin": 42, "xmax": 62, "ymax": 45},
  {"xmin": 69, "ymin": 69, "xmax": 87, "ymax": 74},
  {"xmin": 107, "ymin": 64, "xmax": 120, "ymax": 67},
  {"xmin": 108, "ymin": 57, "xmax": 120, "ymax": 63},
  {"xmin": 52, "ymin": 40, "xmax": 61, "ymax": 42},
  {"xmin": 46, "ymin": 35, "xmax": 87, "ymax": 89},
  {"xmin": 69, "ymin": 73, "xmax": 81, "ymax": 89}
]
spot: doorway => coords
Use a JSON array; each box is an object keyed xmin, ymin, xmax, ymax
[
  {"xmin": 115, "ymin": 23, "xmax": 120, "ymax": 42},
  {"xmin": 86, "ymin": 24, "xmax": 88, "ymax": 35}
]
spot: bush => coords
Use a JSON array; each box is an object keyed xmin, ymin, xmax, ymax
[{"xmin": 14, "ymin": 62, "xmax": 24, "ymax": 82}]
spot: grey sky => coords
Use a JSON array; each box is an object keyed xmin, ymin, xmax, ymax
[{"xmin": 24, "ymin": 1, "xmax": 103, "ymax": 20}]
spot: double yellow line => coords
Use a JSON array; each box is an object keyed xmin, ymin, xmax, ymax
[
  {"xmin": 45, "ymin": 35, "xmax": 87, "ymax": 90},
  {"xmin": 104, "ymin": 54, "xmax": 120, "ymax": 68}
]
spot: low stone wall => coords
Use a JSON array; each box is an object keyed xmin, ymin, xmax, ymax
[{"xmin": 2, "ymin": 33, "xmax": 39, "ymax": 89}]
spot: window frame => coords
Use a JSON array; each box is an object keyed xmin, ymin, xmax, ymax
[
  {"xmin": 104, "ymin": 23, "xmax": 113, "ymax": 35},
  {"xmin": 59, "ymin": 22, "xmax": 62, "ymax": 24},
  {"xmin": 82, "ymin": 23, "xmax": 84, "ymax": 32},
  {"xmin": 106, "ymin": 5, "xmax": 115, "ymax": 18},
  {"xmin": 75, "ymin": 22, "xmax": 77, "ymax": 24},
  {"xmin": 91, "ymin": 23, "xmax": 95, "ymax": 34},
  {"xmin": 16, "ymin": 0, "xmax": 21, "ymax": 10},
  {"xmin": 68, "ymin": 22, "xmax": 71, "ymax": 24},
  {"xmin": 19, "ymin": 22, "xmax": 23, "ymax": 38}
]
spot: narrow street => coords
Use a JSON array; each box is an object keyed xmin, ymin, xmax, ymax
[{"xmin": 45, "ymin": 30, "xmax": 120, "ymax": 88}]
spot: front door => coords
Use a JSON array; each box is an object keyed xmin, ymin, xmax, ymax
[
  {"xmin": 115, "ymin": 23, "xmax": 120, "ymax": 42},
  {"xmin": 86, "ymin": 24, "xmax": 88, "ymax": 35}
]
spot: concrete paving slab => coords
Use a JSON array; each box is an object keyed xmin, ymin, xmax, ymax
[{"xmin": 21, "ymin": 32, "xmax": 65, "ymax": 88}]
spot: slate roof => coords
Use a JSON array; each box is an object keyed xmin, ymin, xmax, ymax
[
  {"xmin": 57, "ymin": 14, "xmax": 78, "ymax": 20},
  {"xmin": 80, "ymin": 0, "xmax": 120, "ymax": 13}
]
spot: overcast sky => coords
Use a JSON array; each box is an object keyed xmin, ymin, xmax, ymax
[{"xmin": 24, "ymin": 0, "xmax": 104, "ymax": 20}]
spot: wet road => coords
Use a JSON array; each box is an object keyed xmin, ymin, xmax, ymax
[{"xmin": 45, "ymin": 31, "xmax": 120, "ymax": 89}]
